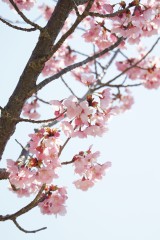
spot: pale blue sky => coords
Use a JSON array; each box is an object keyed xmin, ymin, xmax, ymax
[{"xmin": 0, "ymin": 1, "xmax": 160, "ymax": 239}]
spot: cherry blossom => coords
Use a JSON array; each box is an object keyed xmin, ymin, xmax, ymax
[
  {"xmin": 38, "ymin": 187, "xmax": 68, "ymax": 216},
  {"xmin": 1, "ymin": 0, "xmax": 160, "ymax": 225},
  {"xmin": 72, "ymin": 147, "xmax": 111, "ymax": 191},
  {"xmin": 39, "ymin": 4, "xmax": 54, "ymax": 20},
  {"xmin": 116, "ymin": 54, "xmax": 160, "ymax": 89},
  {"xmin": 3, "ymin": 0, "xmax": 36, "ymax": 10},
  {"xmin": 22, "ymin": 95, "xmax": 40, "ymax": 119}
]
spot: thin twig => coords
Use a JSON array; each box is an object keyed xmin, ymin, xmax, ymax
[
  {"xmin": 12, "ymin": 219, "xmax": 47, "ymax": 234},
  {"xmin": 15, "ymin": 139, "xmax": 31, "ymax": 161},
  {"xmin": 8, "ymin": 0, "xmax": 42, "ymax": 30},
  {"xmin": 15, "ymin": 139, "xmax": 26, "ymax": 150},
  {"xmin": 61, "ymin": 77, "xmax": 79, "ymax": 98},
  {"xmin": 59, "ymin": 137, "xmax": 71, "ymax": 157},
  {"xmin": 0, "ymin": 17, "xmax": 36, "ymax": 31},
  {"xmin": 36, "ymin": 37, "xmax": 123, "ymax": 92},
  {"xmin": 76, "ymin": 26, "xmax": 86, "ymax": 32},
  {"xmin": 61, "ymin": 159, "xmax": 75, "ymax": 165},
  {"xmin": 73, "ymin": 49, "xmax": 105, "ymax": 69},
  {"xmin": 0, "ymin": 184, "xmax": 46, "ymax": 221},
  {"xmin": 108, "ymin": 83, "xmax": 142, "ymax": 88},
  {"xmin": 18, "ymin": 111, "xmax": 66, "ymax": 124},
  {"xmin": 0, "ymin": 14, "xmax": 42, "ymax": 25},
  {"xmin": 104, "ymin": 49, "xmax": 120, "ymax": 71},
  {"xmin": 50, "ymin": 0, "xmax": 95, "ymax": 56},
  {"xmin": 88, "ymin": 7, "xmax": 131, "ymax": 18},
  {"xmin": 93, "ymin": 44, "xmax": 98, "ymax": 79},
  {"xmin": 106, "ymin": 37, "xmax": 160, "ymax": 85},
  {"xmin": 36, "ymin": 97, "xmax": 51, "ymax": 105},
  {"xmin": 72, "ymin": 0, "xmax": 80, "ymax": 16}
]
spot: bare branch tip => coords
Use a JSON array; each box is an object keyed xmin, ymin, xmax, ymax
[{"xmin": 13, "ymin": 218, "xmax": 47, "ymax": 233}]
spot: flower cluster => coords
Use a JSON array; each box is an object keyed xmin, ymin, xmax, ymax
[
  {"xmin": 116, "ymin": 55, "xmax": 160, "ymax": 89},
  {"xmin": 38, "ymin": 186, "xmax": 68, "ymax": 216},
  {"xmin": 7, "ymin": 126, "xmax": 111, "ymax": 214},
  {"xmin": 81, "ymin": 1, "xmax": 160, "ymax": 47},
  {"xmin": 6, "ymin": 127, "xmax": 68, "ymax": 215},
  {"xmin": 4, "ymin": 0, "xmax": 160, "ymax": 220},
  {"xmin": 51, "ymin": 89, "xmax": 115, "ymax": 138},
  {"xmin": 72, "ymin": 64, "xmax": 96, "ymax": 86},
  {"xmin": 82, "ymin": 19, "xmax": 119, "ymax": 51},
  {"xmin": 111, "ymin": 0, "xmax": 160, "ymax": 44},
  {"xmin": 7, "ymin": 128, "xmax": 61, "ymax": 192},
  {"xmin": 73, "ymin": 146, "xmax": 111, "ymax": 191},
  {"xmin": 113, "ymin": 89, "xmax": 134, "ymax": 113}
]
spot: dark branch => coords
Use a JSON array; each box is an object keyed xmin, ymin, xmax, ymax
[
  {"xmin": 36, "ymin": 37, "xmax": 123, "ymax": 91},
  {"xmin": 50, "ymin": 0, "xmax": 95, "ymax": 56},
  {"xmin": 108, "ymin": 83, "xmax": 142, "ymax": 88},
  {"xmin": 12, "ymin": 219, "xmax": 47, "ymax": 234},
  {"xmin": 106, "ymin": 37, "xmax": 160, "ymax": 85},
  {"xmin": 0, "ymin": 168, "xmax": 9, "ymax": 180},
  {"xmin": 0, "ymin": 17, "xmax": 36, "ymax": 32},
  {"xmin": 0, "ymin": 184, "xmax": 46, "ymax": 221},
  {"xmin": 61, "ymin": 159, "xmax": 75, "ymax": 165},
  {"xmin": 0, "ymin": 0, "xmax": 77, "ymax": 159},
  {"xmin": 8, "ymin": 0, "xmax": 42, "ymax": 30},
  {"xmin": 18, "ymin": 112, "xmax": 66, "ymax": 124},
  {"xmin": 88, "ymin": 7, "xmax": 131, "ymax": 18},
  {"xmin": 61, "ymin": 77, "xmax": 79, "ymax": 98}
]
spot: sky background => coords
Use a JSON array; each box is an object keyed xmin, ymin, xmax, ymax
[{"xmin": 0, "ymin": 1, "xmax": 160, "ymax": 239}]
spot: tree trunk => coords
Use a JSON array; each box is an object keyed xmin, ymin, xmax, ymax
[{"xmin": 0, "ymin": 0, "xmax": 89, "ymax": 160}]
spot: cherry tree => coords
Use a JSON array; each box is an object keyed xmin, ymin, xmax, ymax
[{"xmin": 0, "ymin": 0, "xmax": 160, "ymax": 234}]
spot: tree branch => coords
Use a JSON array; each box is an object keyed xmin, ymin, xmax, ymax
[
  {"xmin": 0, "ymin": 184, "xmax": 46, "ymax": 221},
  {"xmin": 8, "ymin": 0, "xmax": 42, "ymax": 30},
  {"xmin": 61, "ymin": 77, "xmax": 79, "ymax": 98},
  {"xmin": 18, "ymin": 111, "xmax": 66, "ymax": 124},
  {"xmin": 12, "ymin": 219, "xmax": 47, "ymax": 233},
  {"xmin": 106, "ymin": 37, "xmax": 160, "ymax": 85},
  {"xmin": 88, "ymin": 7, "xmax": 131, "ymax": 18},
  {"xmin": 61, "ymin": 159, "xmax": 75, "ymax": 165},
  {"xmin": 36, "ymin": 37, "xmax": 123, "ymax": 91},
  {"xmin": 0, "ymin": 17, "xmax": 36, "ymax": 32},
  {"xmin": 50, "ymin": 0, "xmax": 95, "ymax": 56},
  {"xmin": 108, "ymin": 83, "xmax": 142, "ymax": 88},
  {"xmin": 0, "ymin": 0, "xmax": 77, "ymax": 160},
  {"xmin": 0, "ymin": 168, "xmax": 9, "ymax": 180}
]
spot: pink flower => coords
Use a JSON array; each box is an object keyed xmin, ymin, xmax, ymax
[
  {"xmin": 2, "ymin": 0, "xmax": 35, "ymax": 10},
  {"xmin": 91, "ymin": 162, "xmax": 111, "ymax": 180},
  {"xmin": 100, "ymin": 88, "xmax": 111, "ymax": 110},
  {"xmin": 82, "ymin": 23, "xmax": 101, "ymax": 43},
  {"xmin": 22, "ymin": 97, "xmax": 40, "ymax": 120},
  {"xmin": 144, "ymin": 78, "xmax": 160, "ymax": 89},
  {"xmin": 50, "ymin": 100, "xmax": 65, "ymax": 119},
  {"xmin": 36, "ymin": 168, "xmax": 58, "ymax": 184},
  {"xmin": 74, "ymin": 178, "xmax": 94, "ymax": 191},
  {"xmin": 38, "ymin": 187, "xmax": 68, "ymax": 216},
  {"xmin": 81, "ymin": 75, "xmax": 96, "ymax": 86},
  {"xmin": 63, "ymin": 96, "xmax": 81, "ymax": 119},
  {"xmin": 39, "ymin": 4, "xmax": 54, "ymax": 20},
  {"xmin": 7, "ymin": 159, "xmax": 35, "ymax": 189},
  {"xmin": 72, "ymin": 147, "xmax": 111, "ymax": 191},
  {"xmin": 85, "ymin": 125, "xmax": 107, "ymax": 137},
  {"xmin": 61, "ymin": 121, "xmax": 74, "ymax": 137}
]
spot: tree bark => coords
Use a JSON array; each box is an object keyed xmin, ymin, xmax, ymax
[
  {"xmin": 0, "ymin": 168, "xmax": 9, "ymax": 180},
  {"xmin": 0, "ymin": 0, "xmax": 89, "ymax": 160}
]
